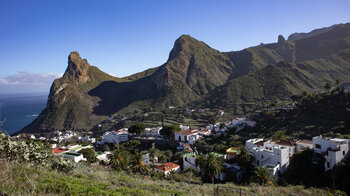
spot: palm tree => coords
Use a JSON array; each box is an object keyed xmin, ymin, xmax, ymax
[
  {"xmin": 131, "ymin": 151, "xmax": 150, "ymax": 175},
  {"xmin": 164, "ymin": 150, "xmax": 173, "ymax": 162},
  {"xmin": 272, "ymin": 130, "xmax": 287, "ymax": 141},
  {"xmin": 324, "ymin": 83, "xmax": 332, "ymax": 94},
  {"xmin": 237, "ymin": 145, "xmax": 251, "ymax": 167},
  {"xmin": 149, "ymin": 147, "xmax": 159, "ymax": 168},
  {"xmin": 254, "ymin": 167, "xmax": 273, "ymax": 185},
  {"xmin": 110, "ymin": 150, "xmax": 128, "ymax": 170},
  {"xmin": 196, "ymin": 153, "xmax": 224, "ymax": 184},
  {"xmin": 335, "ymin": 79, "xmax": 341, "ymax": 90}
]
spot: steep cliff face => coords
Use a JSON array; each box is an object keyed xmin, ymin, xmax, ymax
[
  {"xmin": 152, "ymin": 35, "xmax": 235, "ymax": 106},
  {"xmin": 21, "ymin": 52, "xmax": 119, "ymax": 133},
  {"xmin": 63, "ymin": 51, "xmax": 90, "ymax": 84},
  {"xmin": 48, "ymin": 52, "xmax": 91, "ymax": 109},
  {"xmin": 21, "ymin": 52, "xmax": 158, "ymax": 133}
]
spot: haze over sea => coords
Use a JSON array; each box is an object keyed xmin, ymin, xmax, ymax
[{"xmin": 0, "ymin": 93, "xmax": 47, "ymax": 135}]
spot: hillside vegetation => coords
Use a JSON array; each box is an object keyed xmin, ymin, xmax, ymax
[{"xmin": 1, "ymin": 160, "xmax": 343, "ymax": 196}]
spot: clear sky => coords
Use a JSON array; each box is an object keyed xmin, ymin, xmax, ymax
[{"xmin": 0, "ymin": 0, "xmax": 349, "ymax": 94}]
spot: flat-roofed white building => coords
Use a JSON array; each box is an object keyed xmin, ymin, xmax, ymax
[
  {"xmin": 60, "ymin": 152, "xmax": 86, "ymax": 163},
  {"xmin": 145, "ymin": 127, "xmax": 162, "ymax": 136},
  {"xmin": 174, "ymin": 129, "xmax": 200, "ymax": 145},
  {"xmin": 246, "ymin": 139, "xmax": 290, "ymax": 175},
  {"xmin": 101, "ymin": 128, "xmax": 129, "ymax": 144},
  {"xmin": 312, "ymin": 135, "xmax": 350, "ymax": 171}
]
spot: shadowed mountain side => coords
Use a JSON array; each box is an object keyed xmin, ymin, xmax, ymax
[
  {"xmin": 294, "ymin": 23, "xmax": 350, "ymax": 62},
  {"xmin": 197, "ymin": 57, "xmax": 350, "ymax": 114},
  {"xmin": 88, "ymin": 76, "xmax": 157, "ymax": 116}
]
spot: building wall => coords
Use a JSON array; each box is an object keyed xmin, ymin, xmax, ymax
[
  {"xmin": 187, "ymin": 134, "xmax": 199, "ymax": 145},
  {"xmin": 324, "ymin": 143, "xmax": 349, "ymax": 170},
  {"xmin": 313, "ymin": 136, "xmax": 350, "ymax": 170},
  {"xmin": 183, "ymin": 155, "xmax": 198, "ymax": 171},
  {"xmin": 250, "ymin": 146, "xmax": 289, "ymax": 174},
  {"xmin": 246, "ymin": 138, "xmax": 263, "ymax": 150},
  {"xmin": 312, "ymin": 137, "xmax": 338, "ymax": 154},
  {"xmin": 102, "ymin": 132, "xmax": 128, "ymax": 144}
]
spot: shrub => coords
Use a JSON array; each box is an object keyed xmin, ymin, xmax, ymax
[{"xmin": 51, "ymin": 156, "xmax": 75, "ymax": 173}]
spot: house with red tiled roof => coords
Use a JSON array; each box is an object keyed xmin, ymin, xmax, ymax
[
  {"xmin": 174, "ymin": 129, "xmax": 200, "ymax": 145},
  {"xmin": 52, "ymin": 148, "xmax": 68, "ymax": 154},
  {"xmin": 154, "ymin": 162, "xmax": 180, "ymax": 175}
]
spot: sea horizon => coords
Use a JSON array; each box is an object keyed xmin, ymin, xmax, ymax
[{"xmin": 0, "ymin": 92, "xmax": 48, "ymax": 135}]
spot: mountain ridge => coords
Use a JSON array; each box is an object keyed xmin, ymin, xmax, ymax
[{"xmin": 19, "ymin": 22, "xmax": 350, "ymax": 134}]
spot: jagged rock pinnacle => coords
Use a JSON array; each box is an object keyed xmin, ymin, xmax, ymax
[
  {"xmin": 64, "ymin": 51, "xmax": 90, "ymax": 84},
  {"xmin": 278, "ymin": 35, "xmax": 286, "ymax": 43}
]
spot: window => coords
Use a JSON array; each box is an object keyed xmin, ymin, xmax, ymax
[
  {"xmin": 327, "ymin": 162, "xmax": 330, "ymax": 168},
  {"xmin": 257, "ymin": 160, "xmax": 260, "ymax": 166},
  {"xmin": 315, "ymin": 144, "xmax": 321, "ymax": 149},
  {"xmin": 343, "ymin": 151, "xmax": 346, "ymax": 156},
  {"xmin": 262, "ymin": 155, "xmax": 264, "ymax": 159}
]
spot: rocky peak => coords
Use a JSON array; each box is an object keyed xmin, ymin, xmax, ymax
[
  {"xmin": 167, "ymin": 34, "xmax": 211, "ymax": 61},
  {"xmin": 63, "ymin": 51, "xmax": 90, "ymax": 84},
  {"xmin": 168, "ymin": 35, "xmax": 192, "ymax": 61},
  {"xmin": 278, "ymin": 35, "xmax": 286, "ymax": 44}
]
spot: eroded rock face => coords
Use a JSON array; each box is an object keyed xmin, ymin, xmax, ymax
[
  {"xmin": 47, "ymin": 52, "xmax": 91, "ymax": 108},
  {"xmin": 64, "ymin": 51, "xmax": 90, "ymax": 84}
]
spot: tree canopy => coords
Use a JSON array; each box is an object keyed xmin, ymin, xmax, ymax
[
  {"xmin": 160, "ymin": 125, "xmax": 180, "ymax": 139},
  {"xmin": 80, "ymin": 148, "xmax": 97, "ymax": 163},
  {"xmin": 128, "ymin": 122, "xmax": 146, "ymax": 134},
  {"xmin": 196, "ymin": 153, "xmax": 224, "ymax": 183}
]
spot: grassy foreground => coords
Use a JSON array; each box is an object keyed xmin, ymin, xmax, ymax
[{"xmin": 0, "ymin": 160, "xmax": 344, "ymax": 196}]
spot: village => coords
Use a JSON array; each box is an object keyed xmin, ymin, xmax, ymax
[{"xmin": 14, "ymin": 111, "xmax": 350, "ymax": 184}]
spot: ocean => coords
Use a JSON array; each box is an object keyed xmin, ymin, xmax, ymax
[{"xmin": 0, "ymin": 93, "xmax": 48, "ymax": 135}]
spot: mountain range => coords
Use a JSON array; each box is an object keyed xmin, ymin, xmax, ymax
[{"xmin": 20, "ymin": 22, "xmax": 350, "ymax": 134}]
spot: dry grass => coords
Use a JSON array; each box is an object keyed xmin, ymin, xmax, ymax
[{"xmin": 0, "ymin": 160, "xmax": 344, "ymax": 196}]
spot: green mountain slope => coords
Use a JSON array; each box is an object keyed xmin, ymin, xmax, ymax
[
  {"xmin": 151, "ymin": 35, "xmax": 235, "ymax": 107},
  {"xmin": 21, "ymin": 52, "xmax": 158, "ymax": 133},
  {"xmin": 19, "ymin": 22, "xmax": 350, "ymax": 134}
]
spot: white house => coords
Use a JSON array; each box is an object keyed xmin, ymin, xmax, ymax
[
  {"xmin": 96, "ymin": 152, "xmax": 111, "ymax": 162},
  {"xmin": 199, "ymin": 129, "xmax": 211, "ymax": 136},
  {"xmin": 174, "ymin": 129, "xmax": 200, "ymax": 145},
  {"xmin": 60, "ymin": 151, "xmax": 86, "ymax": 163},
  {"xmin": 228, "ymin": 118, "xmax": 257, "ymax": 130},
  {"xmin": 145, "ymin": 127, "xmax": 162, "ymax": 136},
  {"xmin": 142, "ymin": 153, "xmax": 158, "ymax": 165},
  {"xmin": 246, "ymin": 138, "xmax": 264, "ymax": 149},
  {"xmin": 266, "ymin": 140, "xmax": 296, "ymax": 157},
  {"xmin": 312, "ymin": 135, "xmax": 350, "ymax": 171},
  {"xmin": 246, "ymin": 139, "xmax": 290, "ymax": 175},
  {"xmin": 100, "ymin": 129, "xmax": 129, "ymax": 144},
  {"xmin": 154, "ymin": 162, "xmax": 180, "ymax": 175}
]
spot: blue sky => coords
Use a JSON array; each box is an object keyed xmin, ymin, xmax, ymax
[{"xmin": 0, "ymin": 0, "xmax": 350, "ymax": 93}]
